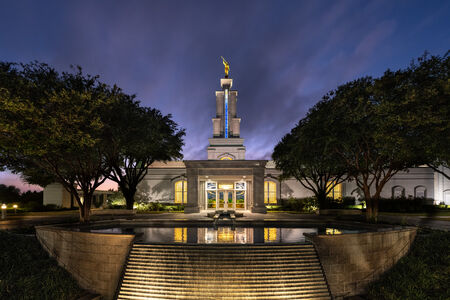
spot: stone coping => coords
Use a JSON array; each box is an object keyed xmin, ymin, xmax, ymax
[{"xmin": 304, "ymin": 227, "xmax": 418, "ymax": 298}]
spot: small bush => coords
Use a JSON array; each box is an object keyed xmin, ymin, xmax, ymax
[
  {"xmin": 342, "ymin": 196, "xmax": 356, "ymax": 206},
  {"xmin": 378, "ymin": 197, "xmax": 435, "ymax": 212},
  {"xmin": 280, "ymin": 197, "xmax": 318, "ymax": 212},
  {"xmin": 135, "ymin": 202, "xmax": 184, "ymax": 212}
]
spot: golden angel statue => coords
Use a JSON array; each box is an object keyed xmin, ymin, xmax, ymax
[{"xmin": 221, "ymin": 56, "xmax": 230, "ymax": 78}]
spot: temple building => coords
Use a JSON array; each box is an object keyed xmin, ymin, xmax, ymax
[
  {"xmin": 137, "ymin": 73, "xmax": 450, "ymax": 212},
  {"xmin": 44, "ymin": 70, "xmax": 450, "ymax": 209}
]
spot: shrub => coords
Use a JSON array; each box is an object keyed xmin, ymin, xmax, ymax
[
  {"xmin": 134, "ymin": 202, "xmax": 184, "ymax": 212},
  {"xmin": 342, "ymin": 196, "xmax": 356, "ymax": 206},
  {"xmin": 280, "ymin": 197, "xmax": 318, "ymax": 212},
  {"xmin": 378, "ymin": 197, "xmax": 435, "ymax": 212}
]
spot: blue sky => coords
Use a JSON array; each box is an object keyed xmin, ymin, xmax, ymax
[{"xmin": 0, "ymin": 0, "xmax": 449, "ymax": 191}]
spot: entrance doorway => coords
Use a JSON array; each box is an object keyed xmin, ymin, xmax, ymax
[
  {"xmin": 206, "ymin": 181, "xmax": 246, "ymax": 210},
  {"xmin": 218, "ymin": 190, "xmax": 233, "ymax": 210}
]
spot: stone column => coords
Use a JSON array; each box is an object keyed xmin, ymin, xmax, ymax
[
  {"xmin": 251, "ymin": 165, "xmax": 267, "ymax": 213},
  {"xmin": 185, "ymin": 167, "xmax": 200, "ymax": 213}
]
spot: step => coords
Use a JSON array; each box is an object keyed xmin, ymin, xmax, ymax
[
  {"xmin": 118, "ymin": 289, "xmax": 331, "ymax": 299},
  {"xmin": 123, "ymin": 268, "xmax": 325, "ymax": 278},
  {"xmin": 116, "ymin": 243, "xmax": 331, "ymax": 300},
  {"xmin": 122, "ymin": 270, "xmax": 326, "ymax": 280},
  {"xmin": 120, "ymin": 282, "xmax": 329, "ymax": 291},
  {"xmin": 122, "ymin": 274, "xmax": 326, "ymax": 284}
]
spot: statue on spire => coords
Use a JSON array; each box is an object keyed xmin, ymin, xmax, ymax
[{"xmin": 221, "ymin": 56, "xmax": 230, "ymax": 78}]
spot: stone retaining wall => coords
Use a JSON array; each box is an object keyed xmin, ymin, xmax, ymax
[
  {"xmin": 305, "ymin": 227, "xmax": 417, "ymax": 298},
  {"xmin": 36, "ymin": 226, "xmax": 135, "ymax": 300}
]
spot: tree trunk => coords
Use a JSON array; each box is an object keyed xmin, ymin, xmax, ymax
[
  {"xmin": 79, "ymin": 194, "xmax": 92, "ymax": 223},
  {"xmin": 361, "ymin": 184, "xmax": 376, "ymax": 222},
  {"xmin": 316, "ymin": 190, "xmax": 328, "ymax": 211},
  {"xmin": 365, "ymin": 198, "xmax": 373, "ymax": 222},
  {"xmin": 122, "ymin": 187, "xmax": 137, "ymax": 210}
]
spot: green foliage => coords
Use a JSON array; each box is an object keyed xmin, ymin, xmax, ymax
[
  {"xmin": 378, "ymin": 197, "xmax": 436, "ymax": 213},
  {"xmin": 367, "ymin": 229, "xmax": 450, "ymax": 300},
  {"xmin": 0, "ymin": 185, "xmax": 44, "ymax": 211},
  {"xmin": 0, "ymin": 230, "xmax": 84, "ymax": 299},
  {"xmin": 386, "ymin": 52, "xmax": 450, "ymax": 179},
  {"xmin": 0, "ymin": 62, "xmax": 119, "ymax": 222},
  {"xmin": 105, "ymin": 191, "xmax": 126, "ymax": 208},
  {"xmin": 135, "ymin": 202, "xmax": 184, "ymax": 212},
  {"xmin": 280, "ymin": 197, "xmax": 318, "ymax": 212},
  {"xmin": 0, "ymin": 184, "xmax": 21, "ymax": 203},
  {"xmin": 275, "ymin": 51, "xmax": 449, "ymax": 221},
  {"xmin": 273, "ymin": 107, "xmax": 347, "ymax": 209},
  {"xmin": 102, "ymin": 92, "xmax": 185, "ymax": 210}
]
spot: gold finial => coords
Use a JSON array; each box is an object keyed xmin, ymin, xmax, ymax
[{"xmin": 221, "ymin": 56, "xmax": 230, "ymax": 78}]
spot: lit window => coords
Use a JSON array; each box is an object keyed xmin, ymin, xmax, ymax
[
  {"xmin": 326, "ymin": 228, "xmax": 342, "ymax": 235},
  {"xmin": 217, "ymin": 227, "xmax": 234, "ymax": 243},
  {"xmin": 220, "ymin": 156, "xmax": 232, "ymax": 160},
  {"xmin": 327, "ymin": 182, "xmax": 342, "ymax": 200},
  {"xmin": 175, "ymin": 180, "xmax": 187, "ymax": 204},
  {"xmin": 264, "ymin": 228, "xmax": 278, "ymax": 242},
  {"xmin": 264, "ymin": 181, "xmax": 277, "ymax": 204},
  {"xmin": 174, "ymin": 227, "xmax": 187, "ymax": 243}
]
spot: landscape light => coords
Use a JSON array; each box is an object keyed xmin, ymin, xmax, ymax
[
  {"xmin": 13, "ymin": 204, "xmax": 18, "ymax": 209},
  {"xmin": 1, "ymin": 204, "xmax": 6, "ymax": 209}
]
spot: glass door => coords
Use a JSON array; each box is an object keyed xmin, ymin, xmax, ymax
[
  {"xmin": 207, "ymin": 190, "xmax": 216, "ymax": 209},
  {"xmin": 236, "ymin": 190, "xmax": 245, "ymax": 210},
  {"xmin": 226, "ymin": 191, "xmax": 233, "ymax": 210},
  {"xmin": 218, "ymin": 191, "xmax": 225, "ymax": 209},
  {"xmin": 218, "ymin": 190, "xmax": 234, "ymax": 210}
]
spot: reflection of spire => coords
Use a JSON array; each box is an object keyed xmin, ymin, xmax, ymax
[{"xmin": 221, "ymin": 56, "xmax": 230, "ymax": 78}]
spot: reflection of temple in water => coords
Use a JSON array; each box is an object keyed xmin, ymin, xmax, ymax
[{"xmin": 135, "ymin": 227, "xmax": 318, "ymax": 244}]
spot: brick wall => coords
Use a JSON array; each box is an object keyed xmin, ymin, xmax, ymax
[
  {"xmin": 36, "ymin": 226, "xmax": 135, "ymax": 300},
  {"xmin": 305, "ymin": 227, "xmax": 417, "ymax": 298}
]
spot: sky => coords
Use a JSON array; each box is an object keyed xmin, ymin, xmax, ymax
[{"xmin": 0, "ymin": 0, "xmax": 449, "ymax": 191}]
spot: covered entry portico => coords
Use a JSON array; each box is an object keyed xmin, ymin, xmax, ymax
[{"xmin": 184, "ymin": 160, "xmax": 267, "ymax": 213}]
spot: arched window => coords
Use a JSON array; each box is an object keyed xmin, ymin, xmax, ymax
[
  {"xmin": 414, "ymin": 186, "xmax": 426, "ymax": 198},
  {"xmin": 220, "ymin": 156, "xmax": 232, "ymax": 160},
  {"xmin": 392, "ymin": 186, "xmax": 405, "ymax": 198},
  {"xmin": 327, "ymin": 182, "xmax": 342, "ymax": 200},
  {"xmin": 175, "ymin": 180, "xmax": 187, "ymax": 204},
  {"xmin": 264, "ymin": 181, "xmax": 277, "ymax": 204}
]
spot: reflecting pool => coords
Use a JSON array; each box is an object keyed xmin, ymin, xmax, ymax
[{"xmin": 89, "ymin": 226, "xmax": 365, "ymax": 244}]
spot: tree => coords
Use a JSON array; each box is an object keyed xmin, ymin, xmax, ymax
[
  {"xmin": 273, "ymin": 101, "xmax": 347, "ymax": 209},
  {"xmin": 0, "ymin": 62, "xmax": 114, "ymax": 222},
  {"xmin": 102, "ymin": 93, "xmax": 184, "ymax": 210},
  {"xmin": 0, "ymin": 184, "xmax": 21, "ymax": 203},
  {"xmin": 387, "ymin": 52, "xmax": 450, "ymax": 179},
  {"xmin": 321, "ymin": 77, "xmax": 423, "ymax": 221}
]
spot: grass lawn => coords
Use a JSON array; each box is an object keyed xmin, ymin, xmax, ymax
[
  {"xmin": 0, "ymin": 230, "xmax": 85, "ymax": 300},
  {"xmin": 366, "ymin": 229, "xmax": 450, "ymax": 300}
]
